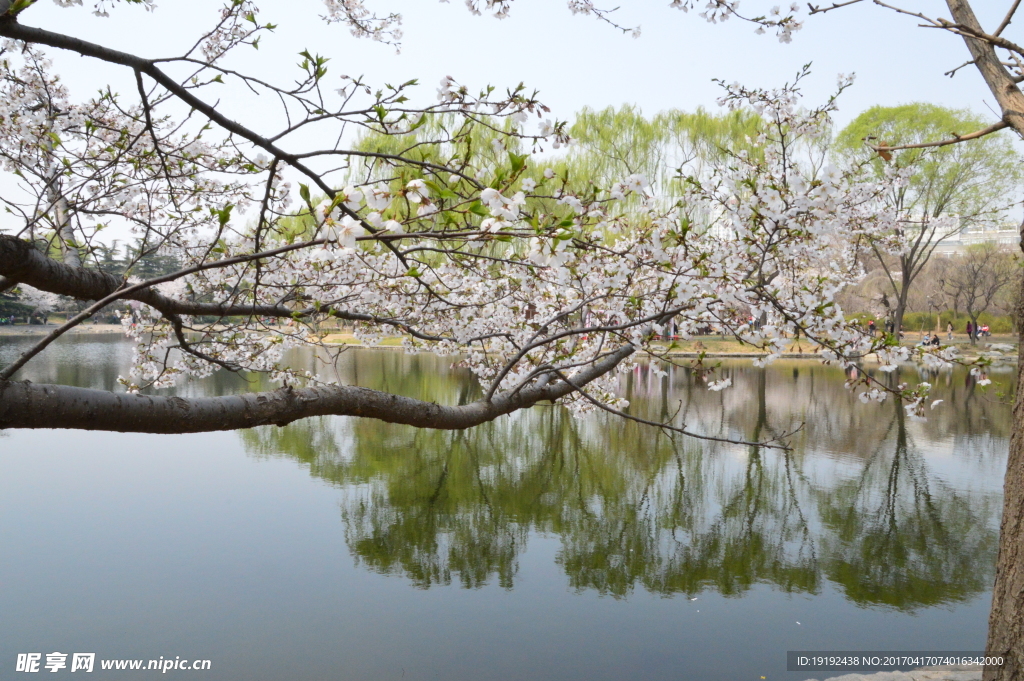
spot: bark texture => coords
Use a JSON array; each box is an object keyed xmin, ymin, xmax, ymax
[
  {"xmin": 0, "ymin": 234, "xmax": 125, "ymax": 302},
  {"xmin": 985, "ymin": 255, "xmax": 1024, "ymax": 681},
  {"xmin": 0, "ymin": 233, "xmax": 262, "ymax": 314}
]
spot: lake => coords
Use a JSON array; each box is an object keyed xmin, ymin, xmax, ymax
[{"xmin": 0, "ymin": 334, "xmax": 1011, "ymax": 680}]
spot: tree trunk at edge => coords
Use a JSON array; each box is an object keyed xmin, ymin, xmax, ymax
[{"xmin": 983, "ymin": 232, "xmax": 1024, "ymax": 681}]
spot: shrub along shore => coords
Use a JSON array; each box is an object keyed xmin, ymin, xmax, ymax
[{"xmin": 0, "ymin": 324, "xmax": 1015, "ymax": 363}]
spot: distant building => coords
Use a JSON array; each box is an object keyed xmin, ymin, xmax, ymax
[{"xmin": 917, "ymin": 217, "xmax": 1021, "ymax": 256}]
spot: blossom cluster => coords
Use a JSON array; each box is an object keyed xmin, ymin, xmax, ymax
[
  {"xmin": 0, "ymin": 41, "xmax": 259, "ymax": 263},
  {"xmin": 3, "ymin": 1, "xmax": 972, "ymax": 432},
  {"xmin": 110, "ymin": 77, "xmax": 929, "ymax": 423}
]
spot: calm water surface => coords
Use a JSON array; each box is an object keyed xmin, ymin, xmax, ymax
[{"xmin": 0, "ymin": 335, "xmax": 1012, "ymax": 680}]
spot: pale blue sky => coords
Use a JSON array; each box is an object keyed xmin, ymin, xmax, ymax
[
  {"xmin": 24, "ymin": 0, "xmax": 1009, "ymax": 129},
  {"xmin": 3, "ymin": 0, "xmax": 1018, "ymax": 236}
]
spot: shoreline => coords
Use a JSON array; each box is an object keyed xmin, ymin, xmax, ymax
[
  {"xmin": 0, "ymin": 323, "xmax": 125, "ymax": 335},
  {"xmin": 0, "ymin": 325, "xmax": 1015, "ymax": 363}
]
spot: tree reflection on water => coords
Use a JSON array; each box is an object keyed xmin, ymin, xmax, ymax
[{"xmin": 240, "ymin": 351, "xmax": 1008, "ymax": 611}]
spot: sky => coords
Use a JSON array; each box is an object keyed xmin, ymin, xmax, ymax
[
  {"xmin": 2, "ymin": 0, "xmax": 1019, "ymax": 237},
  {"xmin": 23, "ymin": 0, "xmax": 1010, "ymax": 128}
]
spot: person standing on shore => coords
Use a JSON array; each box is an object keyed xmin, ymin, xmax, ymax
[
  {"xmin": 947, "ymin": 321, "xmax": 954, "ymax": 341},
  {"xmin": 967, "ymin": 321, "xmax": 973, "ymax": 339}
]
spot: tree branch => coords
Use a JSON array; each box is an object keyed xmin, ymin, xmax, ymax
[
  {"xmin": 995, "ymin": 0, "xmax": 1022, "ymax": 36},
  {"xmin": 0, "ymin": 344, "xmax": 636, "ymax": 433},
  {"xmin": 807, "ymin": 0, "xmax": 865, "ymax": 15},
  {"xmin": 944, "ymin": 59, "xmax": 976, "ymax": 77},
  {"xmin": 944, "ymin": 0, "xmax": 1024, "ymax": 136},
  {"xmin": 0, "ymin": 233, "xmax": 320, "ymax": 313},
  {"xmin": 870, "ymin": 120, "xmax": 1009, "ymax": 152},
  {"xmin": 0, "ymin": 17, "xmax": 378, "ymax": 237},
  {"xmin": 549, "ymin": 367, "xmax": 796, "ymax": 450}
]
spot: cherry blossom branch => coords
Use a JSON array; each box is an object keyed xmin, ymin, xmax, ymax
[
  {"xmin": 0, "ymin": 343, "xmax": 636, "ymax": 433},
  {"xmin": 0, "ymin": 17, "xmax": 371, "ymax": 229}
]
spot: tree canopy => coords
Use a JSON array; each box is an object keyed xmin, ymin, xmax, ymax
[
  {"xmin": 835, "ymin": 103, "xmax": 1021, "ymax": 227},
  {"xmin": 0, "ymin": 4, "xmax": 945, "ymax": 439},
  {"xmin": 833, "ymin": 102, "xmax": 1022, "ymax": 333}
]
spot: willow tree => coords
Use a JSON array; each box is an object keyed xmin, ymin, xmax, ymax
[
  {"xmin": 348, "ymin": 104, "xmax": 763, "ymax": 226},
  {"xmin": 835, "ymin": 103, "xmax": 1022, "ymax": 335},
  {"xmin": 561, "ymin": 104, "xmax": 762, "ymax": 201}
]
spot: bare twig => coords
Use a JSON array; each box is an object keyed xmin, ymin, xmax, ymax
[
  {"xmin": 995, "ymin": 0, "xmax": 1023, "ymax": 36},
  {"xmin": 551, "ymin": 367, "xmax": 797, "ymax": 450},
  {"xmin": 944, "ymin": 59, "xmax": 976, "ymax": 78},
  {"xmin": 807, "ymin": 0, "xmax": 864, "ymax": 15}
]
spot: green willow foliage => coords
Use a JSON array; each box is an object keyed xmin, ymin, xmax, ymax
[
  {"xmin": 279, "ymin": 113, "xmax": 552, "ymax": 267},
  {"xmin": 834, "ymin": 103, "xmax": 1022, "ymax": 226},
  {"xmin": 346, "ymin": 105, "xmax": 763, "ymax": 213},
  {"xmin": 562, "ymin": 104, "xmax": 763, "ymax": 195}
]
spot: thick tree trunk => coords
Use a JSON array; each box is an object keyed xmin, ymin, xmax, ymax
[
  {"xmin": 936, "ymin": 6, "xmax": 1024, "ymax": 677},
  {"xmin": 984, "ymin": 264, "xmax": 1024, "ymax": 681}
]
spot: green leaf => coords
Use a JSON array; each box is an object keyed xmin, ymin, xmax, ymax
[
  {"xmin": 423, "ymin": 180, "xmax": 456, "ymax": 201},
  {"xmin": 8, "ymin": 0, "xmax": 38, "ymax": 16},
  {"xmin": 211, "ymin": 204, "xmax": 234, "ymax": 228},
  {"xmin": 508, "ymin": 152, "xmax": 528, "ymax": 174}
]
